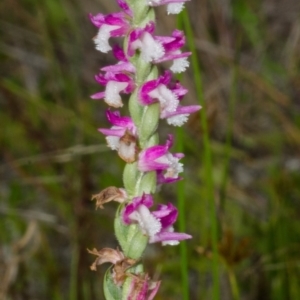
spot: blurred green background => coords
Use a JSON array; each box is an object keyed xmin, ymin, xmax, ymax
[{"xmin": 1, "ymin": 0, "xmax": 300, "ymax": 299}]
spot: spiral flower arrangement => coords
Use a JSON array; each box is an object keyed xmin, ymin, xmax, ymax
[{"xmin": 88, "ymin": 0, "xmax": 200, "ymax": 298}]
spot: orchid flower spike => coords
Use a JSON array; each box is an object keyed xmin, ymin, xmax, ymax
[{"xmin": 89, "ymin": 0, "xmax": 199, "ymax": 297}]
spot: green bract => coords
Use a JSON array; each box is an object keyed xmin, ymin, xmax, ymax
[
  {"xmin": 127, "ymin": 1, "xmax": 155, "ymax": 27},
  {"xmin": 115, "ymin": 213, "xmax": 148, "ymax": 259},
  {"xmin": 129, "ymin": 90, "xmax": 143, "ymax": 126},
  {"xmin": 137, "ymin": 171, "xmax": 157, "ymax": 195},
  {"xmin": 121, "ymin": 264, "xmax": 144, "ymax": 300},
  {"xmin": 103, "ymin": 269, "xmax": 122, "ymax": 300},
  {"xmin": 139, "ymin": 103, "xmax": 160, "ymax": 146},
  {"xmin": 123, "ymin": 162, "xmax": 140, "ymax": 197}
]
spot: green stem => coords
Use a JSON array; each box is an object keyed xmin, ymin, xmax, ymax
[
  {"xmin": 175, "ymin": 14, "xmax": 190, "ymax": 300},
  {"xmin": 228, "ymin": 267, "xmax": 240, "ymax": 300},
  {"xmin": 182, "ymin": 8, "xmax": 220, "ymax": 300}
]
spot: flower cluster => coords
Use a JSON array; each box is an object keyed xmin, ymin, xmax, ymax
[{"xmin": 89, "ymin": 0, "xmax": 199, "ymax": 298}]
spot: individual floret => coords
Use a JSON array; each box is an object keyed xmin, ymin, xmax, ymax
[
  {"xmin": 122, "ymin": 194, "xmax": 192, "ymax": 245},
  {"xmin": 138, "ymin": 135, "xmax": 184, "ymax": 182},
  {"xmin": 98, "ymin": 110, "xmax": 138, "ymax": 162}
]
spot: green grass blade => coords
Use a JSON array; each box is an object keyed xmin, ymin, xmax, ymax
[
  {"xmin": 175, "ymin": 13, "xmax": 190, "ymax": 300},
  {"xmin": 176, "ymin": 126, "xmax": 189, "ymax": 300},
  {"xmin": 182, "ymin": 7, "xmax": 220, "ymax": 300}
]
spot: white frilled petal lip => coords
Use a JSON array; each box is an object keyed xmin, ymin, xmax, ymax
[
  {"xmin": 148, "ymin": 84, "xmax": 179, "ymax": 113},
  {"xmin": 162, "ymin": 105, "xmax": 201, "ymax": 126},
  {"xmin": 147, "ymin": 0, "xmax": 188, "ymax": 5},
  {"xmin": 166, "ymin": 114, "xmax": 189, "ymax": 126},
  {"xmin": 122, "ymin": 194, "xmax": 154, "ymax": 223},
  {"xmin": 92, "ymin": 71, "xmax": 135, "ymax": 108},
  {"xmin": 170, "ymin": 56, "xmax": 190, "ymax": 73},
  {"xmin": 129, "ymin": 205, "xmax": 162, "ymax": 237},
  {"xmin": 105, "ymin": 81, "xmax": 128, "ymax": 107},
  {"xmin": 167, "ymin": 3, "xmax": 185, "ymax": 14},
  {"xmin": 128, "ymin": 22, "xmax": 165, "ymax": 62},
  {"xmin": 130, "ymin": 32, "xmax": 165, "ymax": 62},
  {"xmin": 122, "ymin": 195, "xmax": 162, "ymax": 238},
  {"xmin": 146, "ymin": 0, "xmax": 189, "ymax": 14},
  {"xmin": 94, "ymin": 24, "xmax": 119, "ymax": 53},
  {"xmin": 158, "ymin": 153, "xmax": 184, "ymax": 178}
]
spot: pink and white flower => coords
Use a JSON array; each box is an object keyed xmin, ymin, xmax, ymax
[
  {"xmin": 163, "ymin": 81, "xmax": 201, "ymax": 125},
  {"xmin": 91, "ymin": 46, "xmax": 135, "ymax": 107},
  {"xmin": 122, "ymin": 194, "xmax": 192, "ymax": 245},
  {"xmin": 89, "ymin": 0, "xmax": 198, "ymax": 295},
  {"xmin": 91, "ymin": 71, "xmax": 135, "ymax": 108},
  {"xmin": 139, "ymin": 73, "xmax": 200, "ymax": 126},
  {"xmin": 98, "ymin": 110, "xmax": 138, "ymax": 162},
  {"xmin": 138, "ymin": 135, "xmax": 184, "ymax": 182},
  {"xmin": 90, "ymin": 1, "xmax": 132, "ymax": 53},
  {"xmin": 138, "ymin": 71, "xmax": 179, "ymax": 115},
  {"xmin": 155, "ymin": 30, "xmax": 191, "ymax": 73},
  {"xmin": 127, "ymin": 22, "xmax": 165, "ymax": 62}
]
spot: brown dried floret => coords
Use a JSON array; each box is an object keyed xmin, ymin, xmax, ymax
[
  {"xmin": 87, "ymin": 247, "xmax": 137, "ymax": 286},
  {"xmin": 91, "ymin": 187, "xmax": 127, "ymax": 209},
  {"xmin": 118, "ymin": 130, "xmax": 138, "ymax": 163}
]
